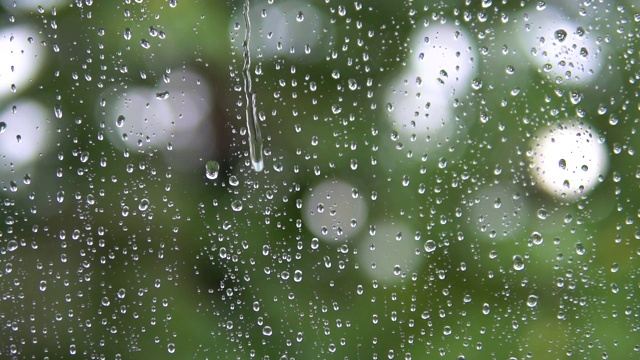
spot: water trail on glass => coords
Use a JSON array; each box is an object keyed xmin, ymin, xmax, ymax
[{"xmin": 242, "ymin": 0, "xmax": 264, "ymax": 172}]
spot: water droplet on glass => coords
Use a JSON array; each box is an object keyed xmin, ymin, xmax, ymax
[
  {"xmin": 537, "ymin": 208, "xmax": 548, "ymax": 220},
  {"xmin": 116, "ymin": 115, "xmax": 125, "ymax": 127},
  {"xmin": 531, "ymin": 232, "xmax": 543, "ymax": 245},
  {"xmin": 296, "ymin": 11, "xmax": 304, "ymax": 22},
  {"xmin": 527, "ymin": 295, "xmax": 538, "ymax": 308},
  {"xmin": 155, "ymin": 91, "xmax": 169, "ymax": 100},
  {"xmin": 231, "ymin": 200, "xmax": 243, "ymax": 212},
  {"xmin": 262, "ymin": 326, "xmax": 272, "ymax": 336},
  {"xmin": 579, "ymin": 47, "xmax": 588, "ymax": 57},
  {"xmin": 424, "ymin": 240, "xmax": 436, "ymax": 253},
  {"xmin": 512, "ymin": 255, "xmax": 525, "ymax": 271},
  {"xmin": 471, "ymin": 78, "xmax": 483, "ymax": 90},
  {"xmin": 558, "ymin": 158, "xmax": 566, "ymax": 169},
  {"xmin": 138, "ymin": 199, "xmax": 149, "ymax": 211},
  {"xmin": 7, "ymin": 240, "xmax": 18, "ymax": 252},
  {"xmin": 205, "ymin": 160, "xmax": 220, "ymax": 180},
  {"xmin": 80, "ymin": 151, "xmax": 89, "ymax": 163},
  {"xmin": 482, "ymin": 303, "xmax": 491, "ymax": 315},
  {"xmin": 348, "ymin": 78, "xmax": 358, "ymax": 90},
  {"xmin": 54, "ymin": 105, "xmax": 63, "ymax": 119},
  {"xmin": 554, "ymin": 29, "xmax": 567, "ymax": 42}
]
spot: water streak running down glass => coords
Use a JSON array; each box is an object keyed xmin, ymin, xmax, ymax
[{"xmin": 241, "ymin": 0, "xmax": 264, "ymax": 172}]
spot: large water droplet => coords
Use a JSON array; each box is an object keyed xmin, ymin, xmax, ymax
[
  {"xmin": 512, "ymin": 255, "xmax": 525, "ymax": 271},
  {"xmin": 424, "ymin": 240, "xmax": 436, "ymax": 253},
  {"xmin": 231, "ymin": 200, "xmax": 243, "ymax": 212},
  {"xmin": 554, "ymin": 29, "xmax": 567, "ymax": 42},
  {"xmin": 205, "ymin": 160, "xmax": 220, "ymax": 180}
]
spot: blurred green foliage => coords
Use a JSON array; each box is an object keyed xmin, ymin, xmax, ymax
[{"xmin": 1, "ymin": 0, "xmax": 640, "ymax": 359}]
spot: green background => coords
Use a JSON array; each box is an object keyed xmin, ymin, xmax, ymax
[{"xmin": 1, "ymin": 0, "xmax": 639, "ymax": 358}]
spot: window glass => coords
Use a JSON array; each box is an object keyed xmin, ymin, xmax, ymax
[{"xmin": 1, "ymin": 0, "xmax": 639, "ymax": 358}]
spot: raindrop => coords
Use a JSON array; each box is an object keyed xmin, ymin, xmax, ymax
[
  {"xmin": 205, "ymin": 160, "xmax": 220, "ymax": 180},
  {"xmin": 262, "ymin": 326, "xmax": 273, "ymax": 336},
  {"xmin": 54, "ymin": 105, "xmax": 63, "ymax": 119},
  {"xmin": 537, "ymin": 208, "xmax": 548, "ymax": 220},
  {"xmin": 579, "ymin": 47, "xmax": 588, "ymax": 57},
  {"xmin": 156, "ymin": 91, "xmax": 170, "ymax": 100},
  {"xmin": 231, "ymin": 200, "xmax": 243, "ymax": 212},
  {"xmin": 527, "ymin": 295, "xmax": 538, "ymax": 308},
  {"xmin": 512, "ymin": 255, "xmax": 525, "ymax": 271},
  {"xmin": 482, "ymin": 303, "xmax": 490, "ymax": 315},
  {"xmin": 558, "ymin": 158, "xmax": 566, "ymax": 169},
  {"xmin": 531, "ymin": 232, "xmax": 543, "ymax": 245},
  {"xmin": 7, "ymin": 240, "xmax": 18, "ymax": 252},
  {"xmin": 138, "ymin": 199, "xmax": 149, "ymax": 211},
  {"xmin": 116, "ymin": 115, "xmax": 125, "ymax": 127},
  {"xmin": 296, "ymin": 11, "xmax": 304, "ymax": 22},
  {"xmin": 554, "ymin": 29, "xmax": 567, "ymax": 42},
  {"xmin": 471, "ymin": 78, "xmax": 483, "ymax": 90},
  {"xmin": 167, "ymin": 343, "xmax": 176, "ymax": 353},
  {"xmin": 424, "ymin": 240, "xmax": 436, "ymax": 253}
]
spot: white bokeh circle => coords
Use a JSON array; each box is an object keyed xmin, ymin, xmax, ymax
[
  {"xmin": 101, "ymin": 68, "xmax": 214, "ymax": 160},
  {"xmin": 529, "ymin": 120, "xmax": 608, "ymax": 200},
  {"xmin": 231, "ymin": 0, "xmax": 330, "ymax": 63},
  {"xmin": 466, "ymin": 184, "xmax": 531, "ymax": 240},
  {"xmin": 102, "ymin": 86, "xmax": 175, "ymax": 151},
  {"xmin": 385, "ymin": 24, "xmax": 477, "ymax": 154},
  {"xmin": 356, "ymin": 222, "xmax": 422, "ymax": 284},
  {"xmin": 386, "ymin": 77, "xmax": 459, "ymax": 149},
  {"xmin": 517, "ymin": 6, "xmax": 604, "ymax": 85},
  {"xmin": 0, "ymin": 100, "xmax": 51, "ymax": 170},
  {"xmin": 0, "ymin": 25, "xmax": 47, "ymax": 101},
  {"xmin": 302, "ymin": 179, "xmax": 367, "ymax": 243},
  {"xmin": 406, "ymin": 23, "xmax": 477, "ymax": 96}
]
